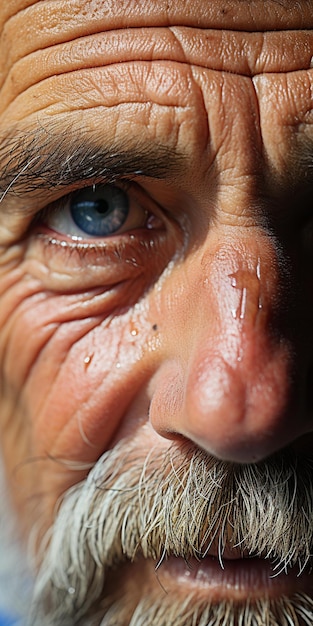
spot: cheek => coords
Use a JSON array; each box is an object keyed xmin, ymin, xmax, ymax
[
  {"xmin": 0, "ymin": 205, "xmax": 180, "ymax": 529},
  {"xmin": 0, "ymin": 269, "xmax": 162, "ymax": 514},
  {"xmin": 0, "ymin": 290, "xmax": 162, "ymax": 538},
  {"xmin": 25, "ymin": 311, "xmax": 155, "ymax": 463}
]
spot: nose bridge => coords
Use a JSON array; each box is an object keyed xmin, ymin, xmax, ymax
[
  {"xmin": 178, "ymin": 230, "xmax": 285, "ymax": 379},
  {"xmin": 200, "ymin": 236, "xmax": 274, "ymax": 338},
  {"xmin": 149, "ymin": 228, "xmax": 302, "ymax": 463},
  {"xmin": 186, "ymin": 236, "xmax": 289, "ymax": 421}
]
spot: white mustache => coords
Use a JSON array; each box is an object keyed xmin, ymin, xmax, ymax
[{"xmin": 30, "ymin": 439, "xmax": 313, "ymax": 624}]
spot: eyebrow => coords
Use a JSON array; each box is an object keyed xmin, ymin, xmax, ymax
[{"xmin": 0, "ymin": 123, "xmax": 184, "ymax": 203}]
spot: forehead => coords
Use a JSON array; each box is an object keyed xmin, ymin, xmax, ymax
[
  {"xmin": 1, "ymin": 0, "xmax": 312, "ymax": 91},
  {"xmin": 0, "ymin": 0, "xmax": 313, "ymax": 201},
  {"xmin": 1, "ymin": 0, "xmax": 313, "ymax": 33}
]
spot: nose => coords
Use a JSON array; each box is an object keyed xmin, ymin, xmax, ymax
[{"xmin": 149, "ymin": 231, "xmax": 312, "ymax": 463}]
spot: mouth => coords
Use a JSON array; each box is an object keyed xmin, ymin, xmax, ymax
[{"xmin": 155, "ymin": 554, "xmax": 313, "ymax": 602}]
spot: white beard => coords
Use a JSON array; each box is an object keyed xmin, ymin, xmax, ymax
[{"xmin": 27, "ymin": 438, "xmax": 313, "ymax": 626}]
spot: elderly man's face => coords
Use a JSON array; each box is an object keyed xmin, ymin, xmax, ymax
[{"xmin": 0, "ymin": 0, "xmax": 313, "ymax": 624}]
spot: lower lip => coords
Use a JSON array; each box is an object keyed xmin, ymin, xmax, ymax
[{"xmin": 156, "ymin": 556, "xmax": 313, "ymax": 602}]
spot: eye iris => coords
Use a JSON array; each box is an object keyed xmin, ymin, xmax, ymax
[{"xmin": 70, "ymin": 185, "xmax": 129, "ymax": 236}]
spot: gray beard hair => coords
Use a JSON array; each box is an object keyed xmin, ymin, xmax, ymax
[{"xmin": 28, "ymin": 440, "xmax": 313, "ymax": 625}]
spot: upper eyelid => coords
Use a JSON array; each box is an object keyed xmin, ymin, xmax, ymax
[
  {"xmin": 1, "ymin": 176, "xmax": 139, "ymax": 230},
  {"xmin": 35, "ymin": 179, "xmax": 134, "ymax": 219}
]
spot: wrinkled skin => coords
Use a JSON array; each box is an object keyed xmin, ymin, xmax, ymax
[{"xmin": 0, "ymin": 0, "xmax": 313, "ymax": 618}]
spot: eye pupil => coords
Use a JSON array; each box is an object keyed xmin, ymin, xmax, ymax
[
  {"xmin": 70, "ymin": 185, "xmax": 129, "ymax": 236},
  {"xmin": 94, "ymin": 199, "xmax": 109, "ymax": 215}
]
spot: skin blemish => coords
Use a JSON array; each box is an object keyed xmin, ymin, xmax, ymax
[
  {"xmin": 130, "ymin": 322, "xmax": 139, "ymax": 337},
  {"xmin": 84, "ymin": 354, "xmax": 94, "ymax": 368},
  {"xmin": 152, "ymin": 324, "xmax": 158, "ymax": 331}
]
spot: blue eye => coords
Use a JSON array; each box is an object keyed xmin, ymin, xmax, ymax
[
  {"xmin": 70, "ymin": 185, "xmax": 129, "ymax": 236},
  {"xmin": 40, "ymin": 182, "xmax": 160, "ymax": 240}
]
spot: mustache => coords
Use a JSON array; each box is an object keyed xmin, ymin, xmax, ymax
[{"xmin": 31, "ymin": 439, "xmax": 313, "ymax": 623}]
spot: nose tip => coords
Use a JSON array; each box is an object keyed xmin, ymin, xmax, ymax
[
  {"xmin": 181, "ymin": 343, "xmax": 293, "ymax": 463},
  {"xmin": 149, "ymin": 239, "xmax": 311, "ymax": 464},
  {"xmin": 149, "ymin": 335, "xmax": 295, "ymax": 464}
]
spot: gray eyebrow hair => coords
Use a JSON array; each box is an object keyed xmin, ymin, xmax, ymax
[{"xmin": 0, "ymin": 124, "xmax": 184, "ymax": 202}]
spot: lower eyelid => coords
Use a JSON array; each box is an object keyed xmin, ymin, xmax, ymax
[{"xmin": 25, "ymin": 227, "xmax": 175, "ymax": 295}]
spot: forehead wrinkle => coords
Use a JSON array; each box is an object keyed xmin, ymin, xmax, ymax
[
  {"xmin": 0, "ymin": 122, "xmax": 185, "ymax": 202},
  {"xmin": 0, "ymin": 0, "xmax": 38, "ymax": 29},
  {"xmin": 2, "ymin": 28, "xmax": 313, "ymax": 109},
  {"xmin": 1, "ymin": 58, "xmax": 196, "ymax": 127},
  {"xmin": 1, "ymin": 1, "xmax": 313, "ymax": 78}
]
